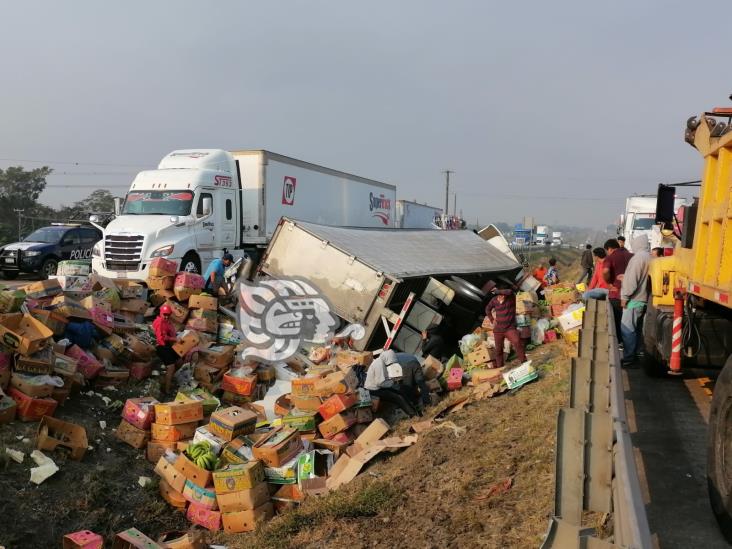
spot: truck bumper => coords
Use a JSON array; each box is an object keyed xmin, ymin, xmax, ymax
[{"xmin": 91, "ymin": 257, "xmax": 180, "ymax": 281}]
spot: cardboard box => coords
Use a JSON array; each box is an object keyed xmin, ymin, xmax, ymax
[
  {"xmin": 190, "ymin": 426, "xmax": 226, "ymax": 456},
  {"xmin": 155, "ymin": 531, "xmax": 206, "ymax": 549},
  {"xmin": 470, "ymin": 368, "xmax": 503, "ymax": 385},
  {"xmin": 65, "ymin": 345, "xmax": 103, "ymax": 379},
  {"xmin": 221, "ymin": 371, "xmax": 257, "ymax": 396},
  {"xmin": 151, "ymin": 421, "xmax": 197, "ymax": 442},
  {"xmin": 263, "ymin": 453, "xmax": 300, "ymax": 484},
  {"xmin": 49, "ymin": 295, "xmax": 91, "ymax": 320},
  {"xmin": 318, "ymin": 410, "xmax": 357, "ymax": 439},
  {"xmin": 351, "ymin": 418, "xmax": 390, "ymax": 452},
  {"xmin": 174, "ymin": 452, "xmax": 214, "ymax": 488},
  {"xmin": 124, "ymin": 334, "xmax": 155, "ymax": 360},
  {"xmin": 186, "ymin": 309, "xmax": 218, "ymax": 333},
  {"xmin": 8, "ymin": 387, "xmax": 58, "ymax": 421},
  {"xmin": 194, "ymin": 364, "xmax": 225, "ymax": 385},
  {"xmin": 291, "ymin": 395, "xmax": 322, "ymax": 412},
  {"xmin": 447, "ymin": 367, "xmax": 464, "ymax": 391},
  {"xmin": 208, "ymin": 406, "xmax": 257, "ymax": 441},
  {"xmin": 176, "ymin": 387, "xmax": 220, "ymax": 416},
  {"xmin": 146, "ymin": 440, "xmax": 176, "ymax": 464},
  {"xmin": 11, "ymin": 372, "xmax": 53, "ymax": 397},
  {"xmin": 123, "ymin": 397, "xmax": 159, "ymax": 430},
  {"xmin": 159, "ymin": 478, "xmax": 187, "ymax": 510},
  {"xmin": 422, "ymin": 355, "xmax": 444, "ymax": 380},
  {"xmin": 119, "ymin": 298, "xmax": 147, "ymax": 314},
  {"xmin": 221, "ymin": 502, "xmax": 274, "ymax": 534},
  {"xmin": 213, "ymin": 461, "xmax": 265, "ymax": 494},
  {"xmin": 251, "ymin": 427, "xmax": 302, "ymax": 467},
  {"xmin": 335, "ymin": 350, "xmax": 373, "ymax": 368},
  {"xmin": 216, "ymin": 481, "xmax": 270, "ymax": 513},
  {"xmin": 56, "ymin": 260, "xmax": 92, "ymax": 277},
  {"xmin": 186, "ymin": 502, "xmax": 221, "ymax": 531},
  {"xmin": 116, "ymin": 419, "xmax": 150, "ymax": 449},
  {"xmin": 147, "ymin": 275, "xmax": 175, "ymax": 291},
  {"xmin": 172, "ymin": 329, "xmax": 200, "ymax": 357},
  {"xmin": 0, "ymin": 288, "xmax": 25, "ymax": 313},
  {"xmin": 129, "ymin": 362, "xmax": 153, "ymax": 381},
  {"xmin": 63, "ymin": 530, "xmax": 103, "ymax": 549},
  {"xmin": 174, "ymin": 272, "xmax": 205, "ymax": 302},
  {"xmin": 0, "ymin": 395, "xmax": 17, "ymax": 424},
  {"xmin": 23, "ymin": 279, "xmax": 63, "ymax": 300},
  {"xmin": 111, "ymin": 528, "xmax": 163, "ymax": 549},
  {"xmin": 465, "ymin": 344, "xmax": 490, "ymax": 368},
  {"xmin": 355, "ymin": 406, "xmax": 373, "ymax": 424},
  {"xmin": 188, "ymin": 294, "xmax": 218, "ymax": 311},
  {"xmin": 291, "ymin": 377, "xmax": 319, "ymax": 397},
  {"xmin": 0, "ymin": 313, "xmax": 54, "ymax": 355},
  {"xmin": 558, "ymin": 306, "xmax": 585, "ymax": 332},
  {"xmin": 318, "ymin": 392, "xmax": 359, "ymax": 421},
  {"xmin": 503, "ymin": 362, "xmax": 538, "ymax": 389},
  {"xmin": 37, "ymin": 416, "xmax": 88, "ymax": 460},
  {"xmin": 313, "ymin": 369, "xmax": 359, "ymax": 397},
  {"xmin": 15, "ymin": 346, "xmax": 55, "ymax": 375},
  {"xmin": 282, "ymin": 410, "xmax": 318, "ymax": 432},
  {"xmin": 30, "ymin": 308, "xmax": 68, "ymax": 336},
  {"xmin": 198, "ymin": 345, "xmax": 234, "ymax": 368},
  {"xmin": 154, "ymin": 455, "xmax": 186, "ymax": 493},
  {"xmin": 148, "ymin": 257, "xmax": 178, "ymax": 277},
  {"xmin": 183, "ymin": 479, "xmax": 218, "ymax": 510},
  {"xmin": 154, "ymin": 401, "xmax": 204, "ymax": 426}
]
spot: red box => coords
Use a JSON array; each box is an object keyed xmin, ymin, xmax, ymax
[
  {"xmin": 222, "ymin": 372, "xmax": 257, "ymax": 396},
  {"xmin": 550, "ymin": 303, "xmax": 571, "ymax": 317},
  {"xmin": 62, "ymin": 530, "xmax": 103, "ymax": 549},
  {"xmin": 317, "ymin": 392, "xmax": 359, "ymax": 421},
  {"xmin": 186, "ymin": 501, "xmax": 221, "ymax": 531},
  {"xmin": 148, "ymin": 257, "xmax": 178, "ymax": 277},
  {"xmin": 543, "ymin": 329, "xmax": 558, "ymax": 343},
  {"xmin": 122, "ymin": 397, "xmax": 159, "ymax": 430},
  {"xmin": 8, "ymin": 387, "xmax": 58, "ymax": 421},
  {"xmin": 65, "ymin": 345, "xmax": 103, "ymax": 379},
  {"xmin": 447, "ymin": 368, "xmax": 464, "ymax": 391}
]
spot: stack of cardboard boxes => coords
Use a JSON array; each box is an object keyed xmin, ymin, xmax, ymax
[{"xmin": 544, "ymin": 283, "xmax": 584, "ymax": 343}]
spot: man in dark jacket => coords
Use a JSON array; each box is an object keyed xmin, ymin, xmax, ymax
[
  {"xmin": 577, "ymin": 244, "xmax": 594, "ymax": 284},
  {"xmin": 484, "ymin": 286, "xmax": 527, "ymax": 368}
]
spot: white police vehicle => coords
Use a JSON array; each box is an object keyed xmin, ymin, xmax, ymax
[{"xmin": 0, "ymin": 224, "xmax": 102, "ymax": 279}]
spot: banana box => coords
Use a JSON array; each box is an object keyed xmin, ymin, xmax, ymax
[
  {"xmin": 174, "ymin": 452, "xmax": 213, "ymax": 489},
  {"xmin": 213, "ymin": 462, "xmax": 265, "ymax": 494},
  {"xmin": 192, "ymin": 426, "xmax": 226, "ymax": 456},
  {"xmin": 182, "ymin": 479, "xmax": 218, "ymax": 510}
]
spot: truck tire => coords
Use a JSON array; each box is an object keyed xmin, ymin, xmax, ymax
[
  {"xmin": 2, "ymin": 271, "xmax": 18, "ymax": 280},
  {"xmin": 642, "ymin": 298, "xmax": 668, "ymax": 377},
  {"xmin": 40, "ymin": 258, "xmax": 58, "ymax": 279},
  {"xmin": 708, "ymin": 354, "xmax": 732, "ymax": 542},
  {"xmin": 180, "ymin": 253, "xmax": 201, "ymax": 274}
]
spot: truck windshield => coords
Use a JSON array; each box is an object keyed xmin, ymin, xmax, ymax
[
  {"xmin": 24, "ymin": 227, "xmax": 65, "ymax": 243},
  {"xmin": 121, "ymin": 190, "xmax": 194, "ymax": 216},
  {"xmin": 632, "ymin": 217, "xmax": 655, "ymax": 230}
]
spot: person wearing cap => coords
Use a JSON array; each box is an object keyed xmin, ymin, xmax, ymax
[
  {"xmin": 153, "ymin": 304, "xmax": 179, "ymax": 392},
  {"xmin": 364, "ymin": 349, "xmax": 427, "ymax": 417},
  {"xmin": 203, "ymin": 253, "xmax": 234, "ymax": 296}
]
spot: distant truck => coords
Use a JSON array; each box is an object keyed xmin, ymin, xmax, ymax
[
  {"xmin": 513, "ymin": 226, "xmax": 532, "ymax": 246},
  {"xmin": 619, "ymin": 195, "xmax": 685, "ymax": 252},
  {"xmin": 1, "ymin": 224, "xmax": 102, "ymax": 279},
  {"xmin": 90, "ymin": 149, "xmax": 397, "ymax": 280},
  {"xmin": 551, "ymin": 231, "xmax": 562, "ymax": 246},
  {"xmin": 395, "ymin": 200, "xmax": 442, "ymax": 229},
  {"xmin": 534, "ymin": 225, "xmax": 549, "ymax": 245}
]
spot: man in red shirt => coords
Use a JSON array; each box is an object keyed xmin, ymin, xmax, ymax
[
  {"xmin": 602, "ymin": 239, "xmax": 633, "ymax": 337},
  {"xmin": 484, "ymin": 286, "xmax": 527, "ymax": 369},
  {"xmin": 153, "ymin": 304, "xmax": 179, "ymax": 391}
]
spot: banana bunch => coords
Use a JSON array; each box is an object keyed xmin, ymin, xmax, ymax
[{"xmin": 186, "ymin": 441, "xmax": 218, "ymax": 471}]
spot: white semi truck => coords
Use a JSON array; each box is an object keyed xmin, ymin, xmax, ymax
[
  {"xmin": 619, "ymin": 195, "xmax": 686, "ymax": 252},
  {"xmin": 90, "ymin": 149, "xmax": 396, "ymax": 279},
  {"xmin": 535, "ymin": 225, "xmax": 549, "ymax": 245},
  {"xmin": 551, "ymin": 231, "xmax": 562, "ymax": 246},
  {"xmin": 395, "ymin": 200, "xmax": 442, "ymax": 229}
]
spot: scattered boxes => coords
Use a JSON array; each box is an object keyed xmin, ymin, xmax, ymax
[
  {"xmin": 208, "ymin": 406, "xmax": 258, "ymax": 441},
  {"xmin": 154, "ymin": 401, "xmax": 204, "ymax": 425},
  {"xmin": 116, "ymin": 419, "xmax": 150, "ymax": 449},
  {"xmin": 37, "ymin": 416, "xmax": 88, "ymax": 461}
]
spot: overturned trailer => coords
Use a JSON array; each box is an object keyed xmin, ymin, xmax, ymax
[{"xmin": 256, "ymin": 218, "xmax": 524, "ymax": 353}]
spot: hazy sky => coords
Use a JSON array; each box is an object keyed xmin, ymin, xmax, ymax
[{"xmin": 0, "ymin": 1, "xmax": 727, "ymax": 228}]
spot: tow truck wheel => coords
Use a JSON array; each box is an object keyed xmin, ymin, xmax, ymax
[
  {"xmin": 707, "ymin": 354, "xmax": 732, "ymax": 542},
  {"xmin": 180, "ymin": 253, "xmax": 201, "ymax": 274},
  {"xmin": 2, "ymin": 271, "xmax": 18, "ymax": 280},
  {"xmin": 40, "ymin": 258, "xmax": 58, "ymax": 279}
]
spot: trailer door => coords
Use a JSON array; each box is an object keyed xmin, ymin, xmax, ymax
[{"xmin": 217, "ymin": 189, "xmax": 237, "ymax": 250}]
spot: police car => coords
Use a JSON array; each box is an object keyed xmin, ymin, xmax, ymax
[{"xmin": 0, "ymin": 224, "xmax": 102, "ymax": 279}]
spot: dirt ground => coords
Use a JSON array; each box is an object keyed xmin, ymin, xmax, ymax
[{"xmin": 0, "ymin": 378, "xmax": 190, "ymax": 548}]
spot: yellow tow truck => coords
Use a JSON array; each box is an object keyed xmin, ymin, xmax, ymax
[{"xmin": 644, "ymin": 103, "xmax": 732, "ymax": 539}]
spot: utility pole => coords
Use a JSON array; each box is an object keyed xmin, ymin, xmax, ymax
[
  {"xmin": 13, "ymin": 209, "xmax": 23, "ymax": 241},
  {"xmin": 453, "ymin": 193, "xmax": 457, "ymax": 217},
  {"xmin": 442, "ymin": 170, "xmax": 453, "ymax": 219}
]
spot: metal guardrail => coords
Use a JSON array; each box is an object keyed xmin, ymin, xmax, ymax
[{"xmin": 541, "ymin": 299, "xmax": 653, "ymax": 549}]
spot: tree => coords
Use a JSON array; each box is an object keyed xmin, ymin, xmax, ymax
[
  {"xmin": 58, "ymin": 189, "xmax": 117, "ymax": 220},
  {"xmin": 0, "ymin": 166, "xmax": 51, "ymax": 242}
]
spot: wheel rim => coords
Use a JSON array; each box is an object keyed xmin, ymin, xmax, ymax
[
  {"xmin": 183, "ymin": 261, "xmax": 198, "ymax": 273},
  {"xmin": 43, "ymin": 261, "xmax": 57, "ymax": 277},
  {"xmin": 719, "ymin": 396, "xmax": 732, "ymax": 497}
]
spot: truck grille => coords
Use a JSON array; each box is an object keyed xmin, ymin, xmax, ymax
[{"xmin": 104, "ymin": 234, "xmax": 144, "ymax": 271}]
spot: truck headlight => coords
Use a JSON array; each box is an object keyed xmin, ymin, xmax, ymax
[
  {"xmin": 24, "ymin": 251, "xmax": 41, "ymax": 257},
  {"xmin": 92, "ymin": 241, "xmax": 102, "ymax": 258},
  {"xmin": 151, "ymin": 245, "xmax": 174, "ymax": 258}
]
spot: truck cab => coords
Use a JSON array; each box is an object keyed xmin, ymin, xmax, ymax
[
  {"xmin": 1, "ymin": 224, "xmax": 102, "ymax": 279},
  {"xmin": 91, "ymin": 149, "xmax": 241, "ymax": 279}
]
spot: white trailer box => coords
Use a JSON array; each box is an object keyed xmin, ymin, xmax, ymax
[
  {"xmin": 396, "ymin": 200, "xmax": 442, "ymax": 229},
  {"xmin": 91, "ymin": 149, "xmax": 396, "ymax": 280},
  {"xmin": 619, "ymin": 195, "xmax": 685, "ymax": 252}
]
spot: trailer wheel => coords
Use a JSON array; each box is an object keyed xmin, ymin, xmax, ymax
[
  {"xmin": 642, "ymin": 298, "xmax": 668, "ymax": 377},
  {"xmin": 180, "ymin": 252, "xmax": 201, "ymax": 274},
  {"xmin": 707, "ymin": 354, "xmax": 732, "ymax": 542}
]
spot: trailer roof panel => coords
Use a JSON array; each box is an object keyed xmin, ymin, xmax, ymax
[{"xmin": 286, "ymin": 219, "xmax": 521, "ymax": 279}]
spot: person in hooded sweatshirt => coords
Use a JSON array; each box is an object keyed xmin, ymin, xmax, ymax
[{"xmin": 620, "ymin": 234, "xmax": 651, "ymax": 366}]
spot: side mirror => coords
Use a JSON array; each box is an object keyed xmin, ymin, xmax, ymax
[
  {"xmin": 113, "ymin": 197, "xmax": 123, "ymax": 216},
  {"xmin": 655, "ymin": 184, "xmax": 676, "ymax": 228},
  {"xmin": 202, "ymin": 197, "xmax": 213, "ymax": 217}
]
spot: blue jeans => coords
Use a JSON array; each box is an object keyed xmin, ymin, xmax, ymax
[
  {"xmin": 582, "ymin": 288, "xmax": 608, "ymax": 301},
  {"xmin": 621, "ymin": 305, "xmax": 646, "ymax": 362}
]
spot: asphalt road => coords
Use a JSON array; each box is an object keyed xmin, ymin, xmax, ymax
[{"xmin": 625, "ymin": 366, "xmax": 730, "ymax": 548}]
